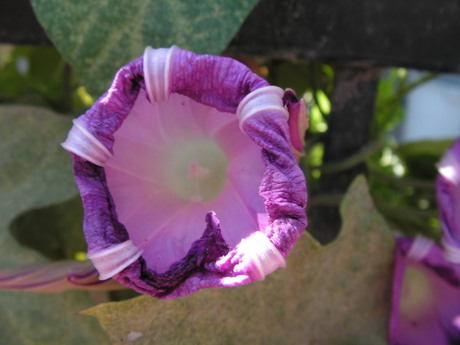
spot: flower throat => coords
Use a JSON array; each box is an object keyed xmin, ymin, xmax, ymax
[{"xmin": 165, "ymin": 139, "xmax": 228, "ymax": 202}]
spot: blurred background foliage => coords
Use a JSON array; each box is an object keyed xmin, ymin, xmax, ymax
[
  {"xmin": 0, "ymin": 45, "xmax": 93, "ymax": 114},
  {"xmin": 262, "ymin": 57, "xmax": 444, "ymax": 242},
  {"xmin": 0, "ymin": 44, "xmax": 447, "ymax": 262}
]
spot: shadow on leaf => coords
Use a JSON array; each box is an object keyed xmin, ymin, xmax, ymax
[{"xmin": 10, "ymin": 196, "xmax": 86, "ymax": 260}]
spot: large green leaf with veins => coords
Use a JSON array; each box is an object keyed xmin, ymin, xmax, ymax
[
  {"xmin": 0, "ymin": 105, "xmax": 109, "ymax": 345},
  {"xmin": 83, "ymin": 176, "xmax": 395, "ymax": 345},
  {"xmin": 31, "ymin": 0, "xmax": 260, "ymax": 96}
]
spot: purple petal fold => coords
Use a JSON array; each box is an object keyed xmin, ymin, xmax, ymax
[{"xmin": 283, "ymin": 89, "xmax": 309, "ymax": 159}]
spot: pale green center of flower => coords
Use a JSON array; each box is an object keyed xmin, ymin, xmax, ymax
[
  {"xmin": 400, "ymin": 266, "xmax": 433, "ymax": 315},
  {"xmin": 165, "ymin": 140, "xmax": 228, "ymax": 202}
]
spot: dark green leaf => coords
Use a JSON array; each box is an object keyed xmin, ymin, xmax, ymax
[
  {"xmin": 10, "ymin": 196, "xmax": 86, "ymax": 261},
  {"xmin": 31, "ymin": 0, "xmax": 260, "ymax": 96}
]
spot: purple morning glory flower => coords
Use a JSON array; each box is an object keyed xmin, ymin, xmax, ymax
[
  {"xmin": 61, "ymin": 46, "xmax": 308, "ymax": 299},
  {"xmin": 391, "ymin": 139, "xmax": 460, "ymax": 344},
  {"xmin": 391, "ymin": 237, "xmax": 460, "ymax": 345},
  {"xmin": 437, "ymin": 138, "xmax": 460, "ymax": 263}
]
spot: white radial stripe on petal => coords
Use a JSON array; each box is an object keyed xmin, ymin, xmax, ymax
[
  {"xmin": 236, "ymin": 86, "xmax": 289, "ymax": 131},
  {"xmin": 138, "ymin": 203, "xmax": 193, "ymax": 245},
  {"xmin": 105, "ymin": 156, "xmax": 162, "ymax": 185},
  {"xmin": 61, "ymin": 119, "xmax": 112, "ymax": 166},
  {"xmin": 443, "ymin": 241, "xmax": 460, "ymax": 264},
  {"xmin": 407, "ymin": 236, "xmax": 434, "ymax": 261},
  {"xmin": 237, "ymin": 232, "xmax": 286, "ymax": 281},
  {"xmin": 143, "ymin": 46, "xmax": 176, "ymax": 103},
  {"xmin": 226, "ymin": 178, "xmax": 261, "ymax": 229},
  {"xmin": 87, "ymin": 240, "xmax": 143, "ymax": 280}
]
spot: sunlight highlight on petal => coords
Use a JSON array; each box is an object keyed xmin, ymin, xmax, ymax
[{"xmin": 236, "ymin": 231, "xmax": 286, "ymax": 281}]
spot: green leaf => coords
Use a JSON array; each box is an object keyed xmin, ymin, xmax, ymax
[
  {"xmin": 0, "ymin": 105, "xmax": 108, "ymax": 345},
  {"xmin": 372, "ymin": 69, "xmax": 406, "ymax": 136},
  {"xmin": 31, "ymin": 0, "xmax": 260, "ymax": 96},
  {"xmin": 83, "ymin": 176, "xmax": 394, "ymax": 345}
]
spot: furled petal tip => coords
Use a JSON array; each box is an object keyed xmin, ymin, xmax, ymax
[
  {"xmin": 143, "ymin": 46, "xmax": 176, "ymax": 102},
  {"xmin": 62, "ymin": 45, "xmax": 308, "ymax": 299},
  {"xmin": 0, "ymin": 261, "xmax": 122, "ymax": 293},
  {"xmin": 87, "ymin": 240, "xmax": 143, "ymax": 280},
  {"xmin": 61, "ymin": 118, "xmax": 113, "ymax": 166},
  {"xmin": 284, "ymin": 89, "xmax": 309, "ymax": 159},
  {"xmin": 235, "ymin": 231, "xmax": 286, "ymax": 281},
  {"xmin": 237, "ymin": 86, "xmax": 309, "ymax": 161},
  {"xmin": 236, "ymin": 86, "xmax": 289, "ymax": 129}
]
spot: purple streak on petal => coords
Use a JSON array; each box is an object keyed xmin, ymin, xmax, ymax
[
  {"xmin": 170, "ymin": 49, "xmax": 269, "ymax": 113},
  {"xmin": 67, "ymin": 267, "xmax": 98, "ymax": 280},
  {"xmin": 74, "ymin": 57, "xmax": 145, "ymax": 153},
  {"xmin": 73, "ymin": 160, "xmax": 129, "ymax": 252},
  {"xmin": 0, "ymin": 265, "xmax": 42, "ymax": 282},
  {"xmin": 66, "ymin": 268, "xmax": 122, "ymax": 290}
]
